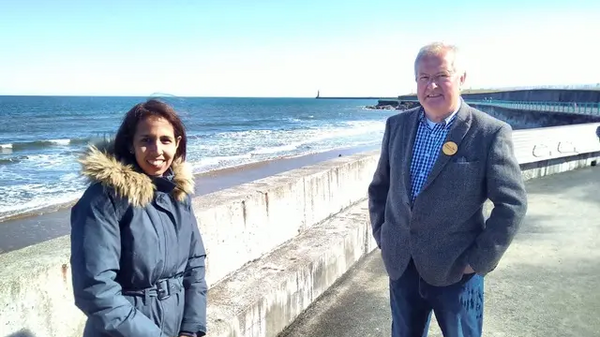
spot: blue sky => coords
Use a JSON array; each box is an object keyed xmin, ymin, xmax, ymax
[{"xmin": 1, "ymin": 0, "xmax": 598, "ymax": 97}]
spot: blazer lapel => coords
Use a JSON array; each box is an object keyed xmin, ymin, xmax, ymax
[
  {"xmin": 402, "ymin": 108, "xmax": 421, "ymax": 201},
  {"xmin": 419, "ymin": 101, "xmax": 473, "ymax": 194}
]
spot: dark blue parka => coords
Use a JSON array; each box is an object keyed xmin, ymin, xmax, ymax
[{"xmin": 70, "ymin": 143, "xmax": 207, "ymax": 337}]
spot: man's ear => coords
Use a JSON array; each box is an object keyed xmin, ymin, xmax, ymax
[{"xmin": 459, "ymin": 71, "xmax": 467, "ymax": 88}]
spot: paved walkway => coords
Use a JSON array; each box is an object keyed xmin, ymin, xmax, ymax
[{"xmin": 278, "ymin": 166, "xmax": 600, "ymax": 337}]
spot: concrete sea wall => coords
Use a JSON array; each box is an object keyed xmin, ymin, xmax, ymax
[
  {"xmin": 0, "ymin": 151, "xmax": 380, "ymax": 337},
  {"xmin": 398, "ymin": 88, "xmax": 600, "ymax": 102},
  {"xmin": 1, "ymin": 122, "xmax": 599, "ymax": 337}
]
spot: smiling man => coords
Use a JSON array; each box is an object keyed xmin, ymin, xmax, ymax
[{"xmin": 368, "ymin": 42, "xmax": 528, "ymax": 337}]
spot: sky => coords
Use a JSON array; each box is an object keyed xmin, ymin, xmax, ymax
[{"xmin": 0, "ymin": 0, "xmax": 599, "ymax": 97}]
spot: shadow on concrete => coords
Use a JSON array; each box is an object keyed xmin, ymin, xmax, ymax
[
  {"xmin": 279, "ymin": 251, "xmax": 391, "ymax": 337},
  {"xmin": 5, "ymin": 330, "xmax": 36, "ymax": 337},
  {"xmin": 524, "ymin": 166, "xmax": 600, "ymax": 206},
  {"xmin": 486, "ymin": 261, "xmax": 600, "ymax": 337},
  {"xmin": 511, "ymin": 214, "xmax": 558, "ymax": 242},
  {"xmin": 525, "ymin": 166, "xmax": 598, "ymax": 192}
]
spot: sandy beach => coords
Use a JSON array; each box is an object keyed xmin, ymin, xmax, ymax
[{"xmin": 0, "ymin": 144, "xmax": 379, "ymax": 254}]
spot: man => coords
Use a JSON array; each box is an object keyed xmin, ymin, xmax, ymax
[{"xmin": 368, "ymin": 42, "xmax": 528, "ymax": 337}]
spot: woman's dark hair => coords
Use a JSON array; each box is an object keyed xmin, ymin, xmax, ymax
[{"xmin": 113, "ymin": 99, "xmax": 187, "ymax": 163}]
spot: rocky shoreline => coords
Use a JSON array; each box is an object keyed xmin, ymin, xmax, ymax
[{"xmin": 365, "ymin": 100, "xmax": 421, "ymax": 111}]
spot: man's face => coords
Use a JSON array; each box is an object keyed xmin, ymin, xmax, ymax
[{"xmin": 415, "ymin": 51, "xmax": 466, "ymax": 119}]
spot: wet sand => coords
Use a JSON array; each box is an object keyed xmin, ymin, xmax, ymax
[{"xmin": 0, "ymin": 145, "xmax": 379, "ymax": 254}]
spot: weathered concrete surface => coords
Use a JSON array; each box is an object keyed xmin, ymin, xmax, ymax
[
  {"xmin": 278, "ymin": 166, "xmax": 600, "ymax": 337},
  {"xmin": 512, "ymin": 122, "xmax": 600, "ymax": 164},
  {"xmin": 194, "ymin": 151, "xmax": 378, "ymax": 287},
  {"xmin": 206, "ymin": 200, "xmax": 376, "ymax": 337},
  {"xmin": 513, "ymin": 122, "xmax": 600, "ymax": 181},
  {"xmin": 0, "ymin": 236, "xmax": 84, "ymax": 337},
  {"xmin": 0, "ymin": 151, "xmax": 378, "ymax": 337}
]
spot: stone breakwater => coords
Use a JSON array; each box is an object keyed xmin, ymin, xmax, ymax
[{"xmin": 365, "ymin": 100, "xmax": 420, "ymax": 111}]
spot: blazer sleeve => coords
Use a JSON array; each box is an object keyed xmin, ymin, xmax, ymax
[
  {"xmin": 368, "ymin": 117, "xmax": 392, "ymax": 248},
  {"xmin": 179, "ymin": 206, "xmax": 208, "ymax": 337},
  {"xmin": 70, "ymin": 183, "xmax": 166, "ymax": 337},
  {"xmin": 467, "ymin": 124, "xmax": 528, "ymax": 274}
]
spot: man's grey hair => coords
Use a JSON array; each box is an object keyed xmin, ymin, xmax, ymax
[{"xmin": 414, "ymin": 42, "xmax": 463, "ymax": 77}]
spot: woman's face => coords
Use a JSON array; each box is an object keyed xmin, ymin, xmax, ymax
[{"xmin": 132, "ymin": 116, "xmax": 181, "ymax": 176}]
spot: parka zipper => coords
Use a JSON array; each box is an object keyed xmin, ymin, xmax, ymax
[{"xmin": 156, "ymin": 194, "xmax": 170, "ymax": 333}]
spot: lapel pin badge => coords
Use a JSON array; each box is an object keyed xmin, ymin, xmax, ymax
[{"xmin": 442, "ymin": 141, "xmax": 458, "ymax": 156}]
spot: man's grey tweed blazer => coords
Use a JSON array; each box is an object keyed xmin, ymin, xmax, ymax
[{"xmin": 368, "ymin": 100, "xmax": 528, "ymax": 287}]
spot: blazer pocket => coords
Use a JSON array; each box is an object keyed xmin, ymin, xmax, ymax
[
  {"xmin": 448, "ymin": 161, "xmax": 481, "ymax": 169},
  {"xmin": 451, "ymin": 158, "xmax": 480, "ymax": 165},
  {"xmin": 445, "ymin": 161, "xmax": 483, "ymax": 188}
]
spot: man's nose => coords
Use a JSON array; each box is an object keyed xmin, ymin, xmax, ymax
[{"xmin": 427, "ymin": 81, "xmax": 438, "ymax": 90}]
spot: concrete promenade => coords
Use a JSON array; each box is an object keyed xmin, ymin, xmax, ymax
[{"xmin": 279, "ymin": 166, "xmax": 600, "ymax": 337}]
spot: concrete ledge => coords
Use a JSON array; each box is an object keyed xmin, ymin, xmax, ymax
[
  {"xmin": 512, "ymin": 122, "xmax": 600, "ymax": 164},
  {"xmin": 205, "ymin": 200, "xmax": 376, "ymax": 337},
  {"xmin": 194, "ymin": 150, "xmax": 378, "ymax": 286},
  {"xmin": 0, "ymin": 236, "xmax": 84, "ymax": 337},
  {"xmin": 521, "ymin": 151, "xmax": 600, "ymax": 181}
]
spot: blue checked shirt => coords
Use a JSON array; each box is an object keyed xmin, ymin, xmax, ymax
[{"xmin": 409, "ymin": 109, "xmax": 459, "ymax": 202}]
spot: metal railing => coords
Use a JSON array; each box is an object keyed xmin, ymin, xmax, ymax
[
  {"xmin": 400, "ymin": 99, "xmax": 600, "ymax": 116},
  {"xmin": 466, "ymin": 100, "xmax": 600, "ymax": 116}
]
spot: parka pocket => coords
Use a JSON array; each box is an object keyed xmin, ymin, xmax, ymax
[{"xmin": 159, "ymin": 290, "xmax": 185, "ymax": 336}]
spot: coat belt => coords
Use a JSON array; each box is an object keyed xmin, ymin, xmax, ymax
[{"xmin": 122, "ymin": 276, "xmax": 184, "ymax": 302}]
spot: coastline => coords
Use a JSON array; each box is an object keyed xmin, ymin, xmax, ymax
[{"xmin": 0, "ymin": 144, "xmax": 380, "ymax": 254}]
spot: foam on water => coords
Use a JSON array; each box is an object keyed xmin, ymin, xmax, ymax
[
  {"xmin": 184, "ymin": 120, "xmax": 386, "ymax": 174},
  {"xmin": 0, "ymin": 96, "xmax": 395, "ymax": 220}
]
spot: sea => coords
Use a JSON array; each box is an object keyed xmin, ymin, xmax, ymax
[{"xmin": 0, "ymin": 96, "xmax": 397, "ymax": 222}]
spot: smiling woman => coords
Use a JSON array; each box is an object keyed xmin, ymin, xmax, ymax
[
  {"xmin": 132, "ymin": 116, "xmax": 181, "ymax": 176},
  {"xmin": 113, "ymin": 99, "xmax": 188, "ymax": 176},
  {"xmin": 69, "ymin": 99, "xmax": 207, "ymax": 337}
]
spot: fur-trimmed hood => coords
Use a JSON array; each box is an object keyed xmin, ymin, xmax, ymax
[{"xmin": 78, "ymin": 141, "xmax": 194, "ymax": 207}]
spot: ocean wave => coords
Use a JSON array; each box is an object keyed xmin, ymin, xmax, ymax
[
  {"xmin": 185, "ymin": 119, "xmax": 386, "ymax": 173},
  {"xmin": 0, "ymin": 152, "xmax": 80, "ymax": 169},
  {"xmin": 0, "ymin": 155, "xmax": 29, "ymax": 165},
  {"xmin": 0, "ymin": 135, "xmax": 110, "ymax": 152},
  {"xmin": 0, "ymin": 182, "xmax": 86, "ymax": 222},
  {"xmin": 249, "ymin": 143, "xmax": 300, "ymax": 155}
]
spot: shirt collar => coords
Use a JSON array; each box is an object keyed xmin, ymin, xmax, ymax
[{"xmin": 420, "ymin": 101, "xmax": 461, "ymax": 130}]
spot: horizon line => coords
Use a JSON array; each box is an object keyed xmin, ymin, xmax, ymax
[{"xmin": 2, "ymin": 84, "xmax": 599, "ymax": 99}]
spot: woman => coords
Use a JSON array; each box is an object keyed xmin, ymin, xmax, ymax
[{"xmin": 70, "ymin": 99, "xmax": 207, "ymax": 337}]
